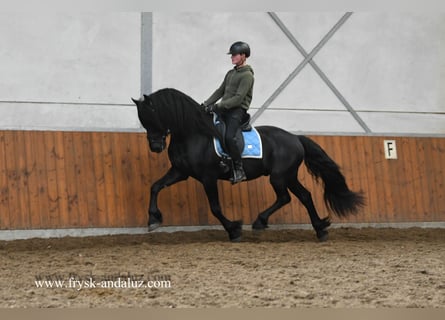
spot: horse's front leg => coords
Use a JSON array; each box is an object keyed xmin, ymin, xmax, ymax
[
  {"xmin": 148, "ymin": 167, "xmax": 188, "ymax": 231},
  {"xmin": 202, "ymin": 179, "xmax": 243, "ymax": 242}
]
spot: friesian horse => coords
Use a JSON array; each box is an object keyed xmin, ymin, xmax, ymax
[{"xmin": 132, "ymin": 88, "xmax": 364, "ymax": 241}]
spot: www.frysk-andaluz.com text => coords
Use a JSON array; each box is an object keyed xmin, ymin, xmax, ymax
[{"xmin": 34, "ymin": 272, "xmax": 172, "ymax": 291}]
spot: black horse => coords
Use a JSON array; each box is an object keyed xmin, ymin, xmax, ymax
[{"xmin": 132, "ymin": 88, "xmax": 364, "ymax": 241}]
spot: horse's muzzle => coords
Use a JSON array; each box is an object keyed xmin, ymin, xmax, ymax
[{"xmin": 149, "ymin": 139, "xmax": 166, "ymax": 153}]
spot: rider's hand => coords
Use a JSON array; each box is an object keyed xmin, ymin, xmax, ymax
[{"xmin": 204, "ymin": 103, "xmax": 217, "ymax": 114}]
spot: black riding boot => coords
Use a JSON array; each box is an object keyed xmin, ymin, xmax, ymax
[{"xmin": 231, "ymin": 160, "xmax": 247, "ymax": 184}]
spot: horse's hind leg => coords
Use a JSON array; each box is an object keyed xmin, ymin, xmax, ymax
[
  {"xmin": 287, "ymin": 179, "xmax": 331, "ymax": 241},
  {"xmin": 252, "ymin": 176, "xmax": 291, "ymax": 230}
]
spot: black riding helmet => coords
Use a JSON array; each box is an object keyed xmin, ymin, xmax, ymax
[{"xmin": 227, "ymin": 41, "xmax": 250, "ymax": 58}]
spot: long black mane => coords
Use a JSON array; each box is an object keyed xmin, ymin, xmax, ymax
[{"xmin": 147, "ymin": 88, "xmax": 221, "ymax": 139}]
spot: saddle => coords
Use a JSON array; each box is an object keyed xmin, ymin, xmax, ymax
[
  {"xmin": 212, "ymin": 112, "xmax": 262, "ymax": 175},
  {"xmin": 213, "ymin": 112, "xmax": 252, "ymax": 155}
]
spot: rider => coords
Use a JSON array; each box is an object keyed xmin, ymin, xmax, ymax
[{"xmin": 202, "ymin": 41, "xmax": 254, "ymax": 184}]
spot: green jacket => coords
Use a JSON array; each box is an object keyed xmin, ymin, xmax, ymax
[{"xmin": 204, "ymin": 65, "xmax": 254, "ymax": 110}]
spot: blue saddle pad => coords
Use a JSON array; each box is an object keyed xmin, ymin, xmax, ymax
[{"xmin": 213, "ymin": 127, "xmax": 263, "ymax": 159}]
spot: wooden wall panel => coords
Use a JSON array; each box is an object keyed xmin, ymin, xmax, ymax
[
  {"xmin": 0, "ymin": 133, "xmax": 9, "ymax": 227},
  {"xmin": 0, "ymin": 130, "xmax": 444, "ymax": 230}
]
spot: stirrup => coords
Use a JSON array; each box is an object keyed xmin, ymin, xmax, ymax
[{"xmin": 230, "ymin": 168, "xmax": 247, "ymax": 184}]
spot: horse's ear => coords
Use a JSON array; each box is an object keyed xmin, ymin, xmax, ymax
[
  {"xmin": 131, "ymin": 98, "xmax": 139, "ymax": 105},
  {"xmin": 143, "ymin": 94, "xmax": 149, "ymax": 101}
]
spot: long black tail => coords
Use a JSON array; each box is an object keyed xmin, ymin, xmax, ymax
[{"xmin": 298, "ymin": 135, "xmax": 365, "ymax": 217}]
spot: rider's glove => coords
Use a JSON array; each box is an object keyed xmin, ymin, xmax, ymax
[{"xmin": 203, "ymin": 103, "xmax": 217, "ymax": 114}]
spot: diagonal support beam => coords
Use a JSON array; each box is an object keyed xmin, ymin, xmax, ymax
[
  {"xmin": 252, "ymin": 12, "xmax": 371, "ymax": 133},
  {"xmin": 251, "ymin": 12, "xmax": 351, "ymax": 123},
  {"xmin": 268, "ymin": 12, "xmax": 371, "ymax": 133}
]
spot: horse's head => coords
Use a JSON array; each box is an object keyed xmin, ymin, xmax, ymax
[{"xmin": 132, "ymin": 95, "xmax": 169, "ymax": 153}]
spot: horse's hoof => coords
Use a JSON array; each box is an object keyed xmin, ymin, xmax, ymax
[
  {"xmin": 317, "ymin": 230, "xmax": 329, "ymax": 242},
  {"xmin": 148, "ymin": 223, "xmax": 161, "ymax": 232},
  {"xmin": 228, "ymin": 220, "xmax": 243, "ymax": 242},
  {"xmin": 252, "ymin": 218, "xmax": 268, "ymax": 231}
]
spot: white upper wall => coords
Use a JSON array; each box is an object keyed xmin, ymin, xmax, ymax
[
  {"xmin": 0, "ymin": 12, "xmax": 444, "ymax": 135},
  {"xmin": 0, "ymin": 12, "xmax": 141, "ymax": 131},
  {"xmin": 151, "ymin": 12, "xmax": 445, "ymax": 135},
  {"xmin": 0, "ymin": 13, "xmax": 140, "ymax": 104}
]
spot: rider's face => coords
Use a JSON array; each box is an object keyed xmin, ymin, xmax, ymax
[{"xmin": 231, "ymin": 53, "xmax": 245, "ymax": 67}]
